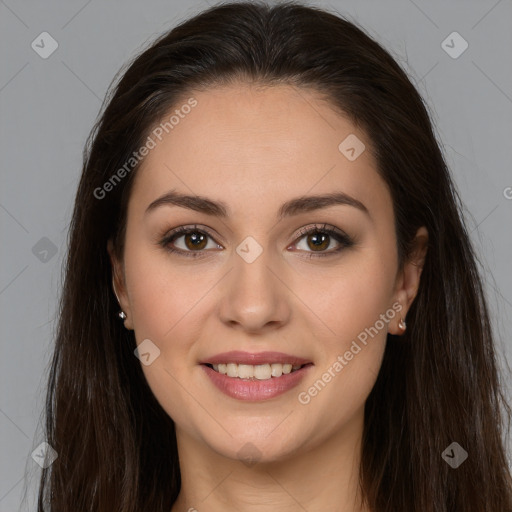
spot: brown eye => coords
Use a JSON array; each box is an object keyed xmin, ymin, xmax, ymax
[
  {"xmin": 160, "ymin": 223, "xmax": 353, "ymax": 259},
  {"xmin": 160, "ymin": 225, "xmax": 222, "ymax": 258},
  {"xmin": 304, "ymin": 232, "xmax": 331, "ymax": 252},
  {"xmin": 182, "ymin": 231, "xmax": 208, "ymax": 251},
  {"xmin": 292, "ymin": 224, "xmax": 354, "ymax": 258}
]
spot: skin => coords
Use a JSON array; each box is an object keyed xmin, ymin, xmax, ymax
[{"xmin": 109, "ymin": 83, "xmax": 428, "ymax": 512}]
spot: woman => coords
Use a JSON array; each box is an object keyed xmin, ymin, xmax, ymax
[{"xmin": 36, "ymin": 1, "xmax": 512, "ymax": 511}]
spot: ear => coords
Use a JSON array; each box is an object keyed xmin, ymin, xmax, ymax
[
  {"xmin": 389, "ymin": 226, "xmax": 429, "ymax": 335},
  {"xmin": 107, "ymin": 239, "xmax": 134, "ymax": 330}
]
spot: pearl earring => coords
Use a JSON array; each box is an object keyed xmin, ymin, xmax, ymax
[
  {"xmin": 398, "ymin": 317, "xmax": 407, "ymax": 331},
  {"xmin": 112, "ymin": 276, "xmax": 127, "ymax": 321}
]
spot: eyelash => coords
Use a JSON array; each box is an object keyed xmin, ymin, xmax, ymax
[{"xmin": 158, "ymin": 223, "xmax": 354, "ymax": 259}]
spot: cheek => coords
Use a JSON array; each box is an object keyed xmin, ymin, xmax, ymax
[
  {"xmin": 291, "ymin": 254, "xmax": 394, "ymax": 413},
  {"xmin": 296, "ymin": 338, "xmax": 385, "ymax": 447},
  {"xmin": 295, "ymin": 252, "xmax": 396, "ymax": 345},
  {"xmin": 123, "ymin": 243, "xmax": 205, "ymax": 342},
  {"xmin": 123, "ymin": 246, "xmax": 206, "ymax": 425}
]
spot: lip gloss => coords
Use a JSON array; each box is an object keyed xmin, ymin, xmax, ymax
[{"xmin": 201, "ymin": 363, "xmax": 313, "ymax": 401}]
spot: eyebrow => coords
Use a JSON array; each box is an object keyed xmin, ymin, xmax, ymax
[{"xmin": 145, "ymin": 189, "xmax": 370, "ymax": 220}]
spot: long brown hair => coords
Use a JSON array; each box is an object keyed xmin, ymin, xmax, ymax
[{"xmin": 35, "ymin": 2, "xmax": 512, "ymax": 510}]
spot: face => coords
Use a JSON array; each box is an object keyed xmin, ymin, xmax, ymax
[{"xmin": 110, "ymin": 83, "xmax": 426, "ymax": 464}]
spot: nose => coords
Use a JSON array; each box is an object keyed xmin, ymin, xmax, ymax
[{"xmin": 218, "ymin": 247, "xmax": 291, "ymax": 334}]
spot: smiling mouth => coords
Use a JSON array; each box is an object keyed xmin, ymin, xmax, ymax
[{"xmin": 204, "ymin": 362, "xmax": 312, "ymax": 380}]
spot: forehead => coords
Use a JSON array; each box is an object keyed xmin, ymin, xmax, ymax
[{"xmin": 129, "ymin": 83, "xmax": 392, "ymax": 223}]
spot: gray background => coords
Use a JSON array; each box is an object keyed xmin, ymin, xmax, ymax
[{"xmin": 1, "ymin": 0, "xmax": 511, "ymax": 510}]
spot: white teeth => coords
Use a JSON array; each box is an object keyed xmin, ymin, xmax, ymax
[
  {"xmin": 238, "ymin": 364, "xmax": 254, "ymax": 378},
  {"xmin": 226, "ymin": 363, "xmax": 238, "ymax": 377},
  {"xmin": 271, "ymin": 363, "xmax": 283, "ymax": 377},
  {"xmin": 254, "ymin": 364, "xmax": 271, "ymax": 380},
  {"xmin": 210, "ymin": 362, "xmax": 305, "ymax": 380}
]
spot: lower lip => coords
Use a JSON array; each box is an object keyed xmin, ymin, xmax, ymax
[{"xmin": 201, "ymin": 364, "xmax": 313, "ymax": 401}]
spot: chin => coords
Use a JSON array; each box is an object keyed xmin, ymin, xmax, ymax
[{"xmin": 201, "ymin": 425, "xmax": 304, "ymax": 466}]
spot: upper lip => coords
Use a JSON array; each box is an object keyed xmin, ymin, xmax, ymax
[{"xmin": 200, "ymin": 351, "xmax": 312, "ymax": 366}]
